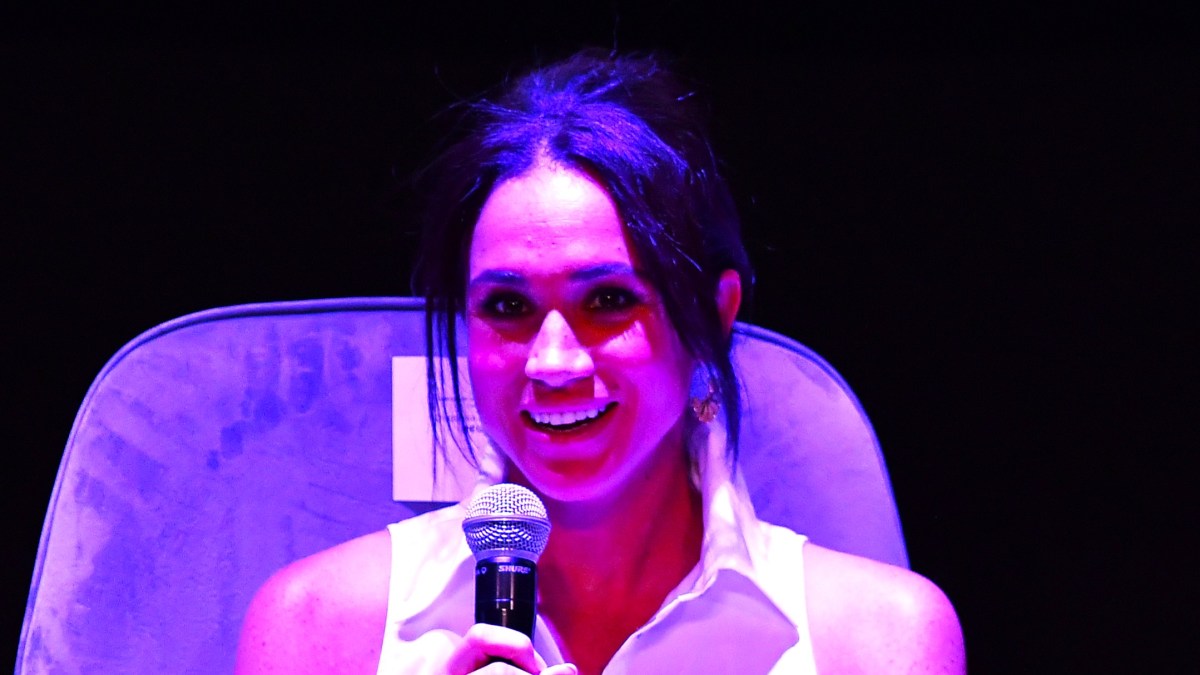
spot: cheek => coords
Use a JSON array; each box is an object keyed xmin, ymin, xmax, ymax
[
  {"xmin": 601, "ymin": 322, "xmax": 691, "ymax": 395},
  {"xmin": 466, "ymin": 323, "xmax": 527, "ymax": 391},
  {"xmin": 602, "ymin": 322, "xmax": 654, "ymax": 361},
  {"xmin": 466, "ymin": 339, "xmax": 513, "ymax": 439}
]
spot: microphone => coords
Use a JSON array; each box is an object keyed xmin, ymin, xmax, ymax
[{"xmin": 462, "ymin": 483, "xmax": 552, "ymax": 640}]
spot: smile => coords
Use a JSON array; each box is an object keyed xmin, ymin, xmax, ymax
[{"xmin": 524, "ymin": 403, "xmax": 616, "ymax": 431}]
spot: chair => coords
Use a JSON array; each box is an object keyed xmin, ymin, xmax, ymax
[{"xmin": 16, "ymin": 297, "xmax": 906, "ymax": 674}]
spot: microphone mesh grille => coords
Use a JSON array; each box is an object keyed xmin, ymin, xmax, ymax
[{"xmin": 463, "ymin": 483, "xmax": 551, "ymax": 558}]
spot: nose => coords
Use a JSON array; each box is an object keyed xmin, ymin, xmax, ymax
[{"xmin": 525, "ymin": 310, "xmax": 594, "ymax": 388}]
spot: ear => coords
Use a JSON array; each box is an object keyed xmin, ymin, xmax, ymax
[{"xmin": 715, "ymin": 269, "xmax": 743, "ymax": 337}]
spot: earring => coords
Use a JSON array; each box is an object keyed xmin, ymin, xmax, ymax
[{"xmin": 690, "ymin": 377, "xmax": 719, "ymax": 423}]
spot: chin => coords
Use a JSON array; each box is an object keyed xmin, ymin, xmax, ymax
[{"xmin": 504, "ymin": 456, "xmax": 628, "ymax": 506}]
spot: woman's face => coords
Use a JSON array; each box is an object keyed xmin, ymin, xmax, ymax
[{"xmin": 466, "ymin": 164, "xmax": 693, "ymax": 505}]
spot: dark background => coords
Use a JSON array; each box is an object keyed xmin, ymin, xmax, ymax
[{"xmin": 5, "ymin": 3, "xmax": 1196, "ymax": 672}]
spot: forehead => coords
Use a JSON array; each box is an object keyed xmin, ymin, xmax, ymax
[{"xmin": 469, "ymin": 165, "xmax": 635, "ymax": 276}]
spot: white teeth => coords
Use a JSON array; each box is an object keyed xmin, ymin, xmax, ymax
[{"xmin": 530, "ymin": 406, "xmax": 606, "ymax": 427}]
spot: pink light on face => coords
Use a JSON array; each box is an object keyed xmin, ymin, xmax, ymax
[{"xmin": 466, "ymin": 164, "xmax": 693, "ymax": 506}]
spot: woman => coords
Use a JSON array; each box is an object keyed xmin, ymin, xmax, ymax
[{"xmin": 235, "ymin": 51, "xmax": 965, "ymax": 674}]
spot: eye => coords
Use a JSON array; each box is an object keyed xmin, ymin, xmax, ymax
[
  {"xmin": 586, "ymin": 286, "xmax": 640, "ymax": 312},
  {"xmin": 479, "ymin": 291, "xmax": 531, "ymax": 318}
]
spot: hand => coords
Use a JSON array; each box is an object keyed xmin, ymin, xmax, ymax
[{"xmin": 446, "ymin": 624, "xmax": 577, "ymax": 675}]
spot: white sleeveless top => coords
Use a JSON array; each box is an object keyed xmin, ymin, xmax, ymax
[{"xmin": 376, "ymin": 421, "xmax": 820, "ymax": 674}]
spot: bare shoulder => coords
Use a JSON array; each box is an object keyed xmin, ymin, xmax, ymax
[
  {"xmin": 234, "ymin": 528, "xmax": 393, "ymax": 675},
  {"xmin": 804, "ymin": 543, "xmax": 965, "ymax": 674}
]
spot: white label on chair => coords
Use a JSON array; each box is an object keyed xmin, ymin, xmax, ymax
[{"xmin": 391, "ymin": 357, "xmax": 486, "ymax": 502}]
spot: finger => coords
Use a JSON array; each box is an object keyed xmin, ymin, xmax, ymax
[
  {"xmin": 446, "ymin": 624, "xmax": 542, "ymax": 674},
  {"xmin": 539, "ymin": 664, "xmax": 579, "ymax": 675}
]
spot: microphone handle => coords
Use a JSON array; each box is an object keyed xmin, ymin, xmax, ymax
[{"xmin": 475, "ymin": 555, "xmax": 538, "ymax": 640}]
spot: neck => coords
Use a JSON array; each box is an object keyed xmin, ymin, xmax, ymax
[
  {"xmin": 540, "ymin": 461, "xmax": 703, "ymax": 590},
  {"xmin": 528, "ymin": 420, "xmax": 704, "ymax": 590},
  {"xmin": 518, "ymin": 423, "xmax": 705, "ymax": 674}
]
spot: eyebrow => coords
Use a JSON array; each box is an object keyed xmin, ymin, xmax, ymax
[
  {"xmin": 570, "ymin": 262, "xmax": 640, "ymax": 282},
  {"xmin": 468, "ymin": 269, "xmax": 528, "ymax": 288},
  {"xmin": 468, "ymin": 263, "xmax": 643, "ymax": 289}
]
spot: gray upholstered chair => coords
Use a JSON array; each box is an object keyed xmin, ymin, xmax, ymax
[{"xmin": 16, "ymin": 297, "xmax": 905, "ymax": 674}]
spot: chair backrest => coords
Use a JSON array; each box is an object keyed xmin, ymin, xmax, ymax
[{"xmin": 17, "ymin": 297, "xmax": 906, "ymax": 674}]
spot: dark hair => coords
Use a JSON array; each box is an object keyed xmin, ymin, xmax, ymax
[{"xmin": 413, "ymin": 50, "xmax": 753, "ymax": 466}]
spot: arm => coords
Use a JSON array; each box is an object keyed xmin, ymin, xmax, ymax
[
  {"xmin": 805, "ymin": 544, "xmax": 966, "ymax": 674},
  {"xmin": 234, "ymin": 530, "xmax": 392, "ymax": 674}
]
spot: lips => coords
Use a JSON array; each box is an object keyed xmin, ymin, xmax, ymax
[{"xmin": 524, "ymin": 402, "xmax": 616, "ymax": 431}]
